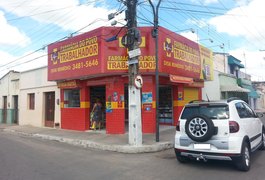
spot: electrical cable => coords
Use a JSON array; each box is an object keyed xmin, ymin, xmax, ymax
[
  {"xmin": 1, "ymin": 0, "xmax": 108, "ymax": 55},
  {"xmin": 218, "ymin": 0, "xmax": 265, "ymax": 48},
  {"xmin": 164, "ymin": 0, "xmax": 226, "ymax": 48},
  {"xmin": 0, "ymin": 3, "xmax": 125, "ymax": 71}
]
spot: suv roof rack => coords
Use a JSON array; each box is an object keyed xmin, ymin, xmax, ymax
[
  {"xmin": 227, "ymin": 97, "xmax": 241, "ymax": 103},
  {"xmin": 188, "ymin": 100, "xmax": 206, "ymax": 104}
]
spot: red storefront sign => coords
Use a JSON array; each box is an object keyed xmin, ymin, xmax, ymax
[
  {"xmin": 57, "ymin": 80, "xmax": 80, "ymax": 89},
  {"xmin": 48, "ymin": 27, "xmax": 104, "ymax": 81},
  {"xmin": 169, "ymin": 74, "xmax": 193, "ymax": 84},
  {"xmin": 48, "ymin": 26, "xmax": 212, "ymax": 81},
  {"xmin": 158, "ymin": 27, "xmax": 201, "ymax": 79}
]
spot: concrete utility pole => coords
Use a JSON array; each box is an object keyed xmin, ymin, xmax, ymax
[{"xmin": 125, "ymin": 0, "xmax": 142, "ymax": 146}]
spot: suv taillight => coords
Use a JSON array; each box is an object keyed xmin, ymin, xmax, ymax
[{"xmin": 229, "ymin": 121, "xmax": 239, "ymax": 133}]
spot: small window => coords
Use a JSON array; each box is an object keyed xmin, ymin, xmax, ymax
[
  {"xmin": 243, "ymin": 103, "xmax": 255, "ymax": 118},
  {"xmin": 235, "ymin": 102, "xmax": 249, "ymax": 118},
  {"xmin": 28, "ymin": 93, "xmax": 35, "ymax": 110},
  {"xmin": 64, "ymin": 89, "xmax": 80, "ymax": 108}
]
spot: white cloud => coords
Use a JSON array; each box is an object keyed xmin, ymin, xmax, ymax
[
  {"xmin": 203, "ymin": 0, "xmax": 218, "ymax": 4},
  {"xmin": 12, "ymin": 51, "xmax": 47, "ymax": 72},
  {"xmin": 190, "ymin": 0, "xmax": 218, "ymax": 5},
  {"xmin": 0, "ymin": 50, "xmax": 16, "ymax": 65},
  {"xmin": 186, "ymin": 18, "xmax": 208, "ymax": 29},
  {"xmin": 234, "ymin": 0, "xmax": 251, "ymax": 6},
  {"xmin": 0, "ymin": 11, "xmax": 30, "ymax": 46},
  {"xmin": 0, "ymin": 0, "xmax": 125, "ymax": 78},
  {"xmin": 207, "ymin": 0, "xmax": 265, "ymax": 80},
  {"xmin": 180, "ymin": 31, "xmax": 198, "ymax": 42},
  {"xmin": 0, "ymin": 50, "xmax": 18, "ymax": 78},
  {"xmin": 0, "ymin": 0, "xmax": 123, "ymax": 32},
  {"xmin": 229, "ymin": 48, "xmax": 265, "ymax": 81},
  {"xmin": 0, "ymin": 50, "xmax": 47, "ymax": 78},
  {"xmin": 208, "ymin": 0, "xmax": 265, "ymax": 48}
]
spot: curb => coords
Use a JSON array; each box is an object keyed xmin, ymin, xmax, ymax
[{"xmin": 3, "ymin": 128, "xmax": 174, "ymax": 153}]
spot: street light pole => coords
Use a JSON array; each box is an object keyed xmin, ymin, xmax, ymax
[{"xmin": 148, "ymin": 0, "xmax": 162, "ymax": 142}]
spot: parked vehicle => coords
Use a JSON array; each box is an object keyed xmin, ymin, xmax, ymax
[{"xmin": 174, "ymin": 97, "xmax": 265, "ymax": 171}]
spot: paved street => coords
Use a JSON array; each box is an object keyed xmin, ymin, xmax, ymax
[{"xmin": 1, "ymin": 128, "xmax": 265, "ymax": 180}]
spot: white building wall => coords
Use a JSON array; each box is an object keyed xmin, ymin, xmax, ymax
[
  {"xmin": 202, "ymin": 53, "xmax": 227, "ymax": 101},
  {"xmin": 202, "ymin": 70, "xmax": 221, "ymax": 101},
  {"xmin": 256, "ymin": 91, "xmax": 265, "ymax": 110},
  {"xmin": 213, "ymin": 53, "xmax": 228, "ymax": 73},
  {"xmin": 253, "ymin": 82, "xmax": 265, "ymax": 110},
  {"xmin": 19, "ymin": 66, "xmax": 60, "ymax": 127},
  {"xmin": 0, "ymin": 71, "xmax": 20, "ymax": 109}
]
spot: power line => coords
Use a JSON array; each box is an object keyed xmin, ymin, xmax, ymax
[
  {"xmin": 0, "ymin": 18, "xmax": 107, "ymax": 70},
  {"xmin": 6, "ymin": 0, "xmax": 104, "ymax": 22},
  {"xmin": 156, "ymin": 1, "xmax": 225, "ymax": 48},
  {"xmin": 0, "ymin": 3, "xmax": 125, "ymax": 72},
  {"xmin": 6, "ymin": 6, "xmax": 76, "ymax": 22},
  {"xmin": 141, "ymin": 4, "xmax": 265, "ymax": 18},
  {"xmin": 0, "ymin": 0, "xmax": 120, "ymax": 62}
]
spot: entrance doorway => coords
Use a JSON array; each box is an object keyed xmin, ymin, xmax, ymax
[
  {"xmin": 13, "ymin": 95, "xmax": 18, "ymax": 124},
  {"xmin": 159, "ymin": 86, "xmax": 173, "ymax": 125},
  {"xmin": 90, "ymin": 86, "xmax": 106, "ymax": 128},
  {"xmin": 3, "ymin": 96, "xmax": 7, "ymax": 123},
  {"xmin": 44, "ymin": 92, "xmax": 55, "ymax": 127}
]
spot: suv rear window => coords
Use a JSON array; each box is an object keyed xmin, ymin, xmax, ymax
[{"xmin": 181, "ymin": 104, "xmax": 229, "ymax": 120}]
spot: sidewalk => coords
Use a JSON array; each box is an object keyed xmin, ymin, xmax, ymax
[{"xmin": 0, "ymin": 124, "xmax": 175, "ymax": 153}]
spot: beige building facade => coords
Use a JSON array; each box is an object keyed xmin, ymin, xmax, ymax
[{"xmin": 19, "ymin": 66, "xmax": 61, "ymax": 128}]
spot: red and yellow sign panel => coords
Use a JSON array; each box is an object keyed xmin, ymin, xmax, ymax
[
  {"xmin": 48, "ymin": 27, "xmax": 104, "ymax": 81},
  {"xmin": 159, "ymin": 27, "xmax": 200, "ymax": 79},
  {"xmin": 103, "ymin": 27, "xmax": 156, "ymax": 73},
  {"xmin": 199, "ymin": 45, "xmax": 213, "ymax": 81},
  {"xmin": 48, "ymin": 26, "xmax": 213, "ymax": 81}
]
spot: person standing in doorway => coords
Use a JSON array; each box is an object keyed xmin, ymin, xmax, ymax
[{"xmin": 91, "ymin": 98, "xmax": 102, "ymax": 130}]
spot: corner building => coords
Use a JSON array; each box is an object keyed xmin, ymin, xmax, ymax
[{"xmin": 48, "ymin": 26, "xmax": 213, "ymax": 134}]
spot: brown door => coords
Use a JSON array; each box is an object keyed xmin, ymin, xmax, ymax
[
  {"xmin": 45, "ymin": 92, "xmax": 55, "ymax": 127},
  {"xmin": 3, "ymin": 96, "xmax": 7, "ymax": 123}
]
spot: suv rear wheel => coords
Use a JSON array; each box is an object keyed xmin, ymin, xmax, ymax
[
  {"xmin": 185, "ymin": 115, "xmax": 215, "ymax": 142},
  {"xmin": 234, "ymin": 141, "xmax": 251, "ymax": 171}
]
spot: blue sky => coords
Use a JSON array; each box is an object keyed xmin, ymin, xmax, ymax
[{"xmin": 0, "ymin": 0, "xmax": 265, "ymax": 80}]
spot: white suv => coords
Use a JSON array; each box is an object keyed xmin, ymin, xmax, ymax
[{"xmin": 174, "ymin": 98, "xmax": 265, "ymax": 171}]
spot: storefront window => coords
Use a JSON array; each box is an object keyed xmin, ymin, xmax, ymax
[
  {"xmin": 64, "ymin": 89, "xmax": 80, "ymax": 108},
  {"xmin": 159, "ymin": 86, "xmax": 173, "ymax": 124}
]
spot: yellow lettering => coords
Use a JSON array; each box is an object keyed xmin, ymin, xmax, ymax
[
  {"xmin": 173, "ymin": 49, "xmax": 200, "ymax": 65},
  {"xmin": 163, "ymin": 60, "xmax": 171, "ymax": 67},
  {"xmin": 139, "ymin": 61, "xmax": 155, "ymax": 69},
  {"xmin": 107, "ymin": 56, "xmax": 128, "ymax": 61},
  {"xmin": 59, "ymin": 44, "xmax": 98, "ymax": 63},
  {"xmin": 107, "ymin": 61, "xmax": 128, "ymax": 70}
]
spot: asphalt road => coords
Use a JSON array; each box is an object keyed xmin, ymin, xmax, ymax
[{"xmin": 1, "ymin": 129, "xmax": 265, "ymax": 180}]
